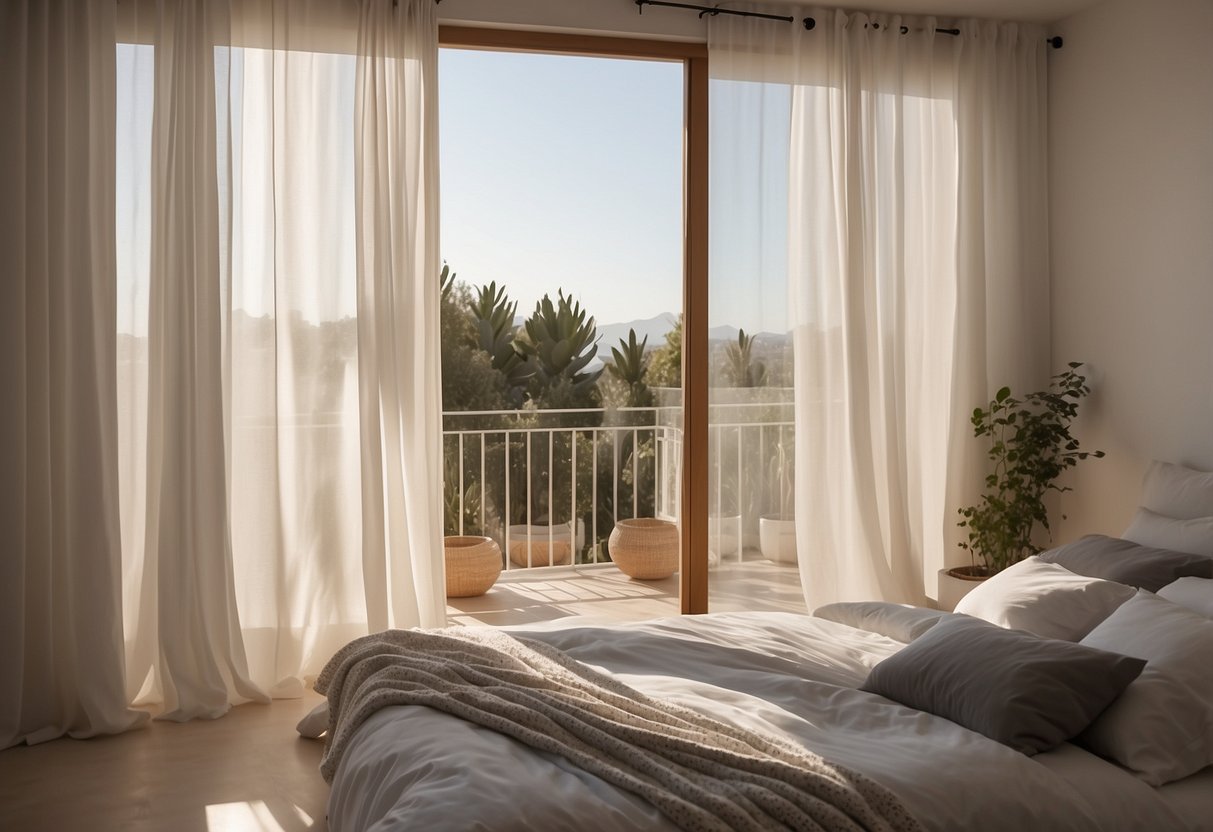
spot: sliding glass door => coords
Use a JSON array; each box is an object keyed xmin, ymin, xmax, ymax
[{"xmin": 437, "ymin": 31, "xmax": 707, "ymax": 616}]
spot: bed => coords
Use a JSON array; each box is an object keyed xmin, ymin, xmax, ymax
[{"xmin": 303, "ymin": 461, "xmax": 1213, "ymax": 831}]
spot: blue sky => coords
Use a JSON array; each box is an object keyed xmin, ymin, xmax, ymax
[
  {"xmin": 441, "ymin": 48, "xmax": 792, "ymax": 335},
  {"xmin": 439, "ymin": 48, "xmax": 684, "ymax": 328},
  {"xmin": 116, "ymin": 44, "xmax": 153, "ymax": 337}
]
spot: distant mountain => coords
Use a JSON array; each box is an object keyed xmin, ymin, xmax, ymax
[
  {"xmin": 593, "ymin": 318, "xmax": 789, "ymax": 356},
  {"xmin": 709, "ymin": 325, "xmax": 789, "ymax": 345},
  {"xmin": 505, "ymin": 312, "xmax": 787, "ymax": 371},
  {"xmin": 596, "ymin": 312, "xmax": 679, "ymax": 353}
]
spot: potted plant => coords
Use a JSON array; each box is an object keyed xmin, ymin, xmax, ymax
[
  {"xmin": 759, "ymin": 439, "xmax": 796, "ymax": 563},
  {"xmin": 709, "ymin": 469, "xmax": 742, "ymax": 566},
  {"xmin": 721, "ymin": 329, "xmax": 767, "ymax": 388},
  {"xmin": 945, "ymin": 363, "xmax": 1104, "ymax": 607}
]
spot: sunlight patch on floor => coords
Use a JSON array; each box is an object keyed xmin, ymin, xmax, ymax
[{"xmin": 205, "ymin": 800, "xmax": 315, "ymax": 831}]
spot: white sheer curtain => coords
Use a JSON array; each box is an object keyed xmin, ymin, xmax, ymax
[
  {"xmin": 1, "ymin": 0, "xmax": 148, "ymax": 747},
  {"xmin": 353, "ymin": 0, "xmax": 445, "ymax": 634},
  {"xmin": 708, "ymin": 7, "xmax": 1049, "ymax": 609},
  {"xmin": 131, "ymin": 0, "xmax": 269, "ymax": 720},
  {"xmin": 116, "ymin": 0, "xmax": 444, "ymax": 719}
]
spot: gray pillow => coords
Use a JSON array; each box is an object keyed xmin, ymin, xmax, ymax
[
  {"xmin": 1036, "ymin": 534, "xmax": 1213, "ymax": 592},
  {"xmin": 812, "ymin": 601, "xmax": 949, "ymax": 642},
  {"xmin": 861, "ymin": 615, "xmax": 1146, "ymax": 755}
]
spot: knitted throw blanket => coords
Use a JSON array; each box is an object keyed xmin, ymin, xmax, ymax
[{"xmin": 314, "ymin": 628, "xmax": 924, "ymax": 832}]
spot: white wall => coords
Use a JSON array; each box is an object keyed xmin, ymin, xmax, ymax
[{"xmin": 1049, "ymin": 0, "xmax": 1213, "ymax": 540}]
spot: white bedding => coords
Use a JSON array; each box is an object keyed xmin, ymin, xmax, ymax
[{"xmin": 324, "ymin": 611, "xmax": 1198, "ymax": 831}]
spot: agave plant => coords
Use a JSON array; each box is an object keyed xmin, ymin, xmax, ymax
[
  {"xmin": 607, "ymin": 328, "xmax": 652, "ymax": 408},
  {"xmin": 647, "ymin": 313, "xmax": 682, "ymax": 388},
  {"xmin": 722, "ymin": 329, "xmax": 767, "ymax": 388},
  {"xmin": 439, "ymin": 264, "xmax": 514, "ymax": 413},
  {"xmin": 439, "ymin": 263, "xmax": 457, "ymax": 302},
  {"xmin": 521, "ymin": 291, "xmax": 602, "ymax": 397},
  {"xmin": 442, "ymin": 449, "xmax": 485, "ymax": 537},
  {"xmin": 470, "ymin": 281, "xmax": 534, "ymax": 407},
  {"xmin": 766, "ymin": 439, "xmax": 794, "ymax": 519}
]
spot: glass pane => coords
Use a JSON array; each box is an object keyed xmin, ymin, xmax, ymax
[
  {"xmin": 706, "ymin": 76, "xmax": 803, "ymax": 613},
  {"xmin": 438, "ymin": 48, "xmax": 685, "ymax": 620}
]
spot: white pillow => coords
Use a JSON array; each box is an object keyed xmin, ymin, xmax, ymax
[
  {"xmin": 954, "ymin": 557, "xmax": 1135, "ymax": 641},
  {"xmin": 1079, "ymin": 591, "xmax": 1213, "ymax": 785},
  {"xmin": 1123, "ymin": 507, "xmax": 1213, "ymax": 556},
  {"xmin": 1141, "ymin": 461, "xmax": 1213, "ymax": 520},
  {"xmin": 296, "ymin": 701, "xmax": 329, "ymax": 738},
  {"xmin": 1158, "ymin": 576, "xmax": 1213, "ymax": 618}
]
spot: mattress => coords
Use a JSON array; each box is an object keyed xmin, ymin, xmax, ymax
[{"xmin": 322, "ymin": 611, "xmax": 1198, "ymax": 831}]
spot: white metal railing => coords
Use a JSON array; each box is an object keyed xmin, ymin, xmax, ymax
[{"xmin": 442, "ymin": 399, "xmax": 794, "ymax": 572}]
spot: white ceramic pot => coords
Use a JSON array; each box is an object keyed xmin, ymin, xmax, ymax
[
  {"xmin": 506, "ymin": 522, "xmax": 575, "ymax": 568},
  {"xmin": 936, "ymin": 566, "xmax": 987, "ymax": 611},
  {"xmin": 708, "ymin": 514, "xmax": 742, "ymax": 563},
  {"xmin": 758, "ymin": 515, "xmax": 797, "ymax": 563}
]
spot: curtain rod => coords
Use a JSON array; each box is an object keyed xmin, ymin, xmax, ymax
[
  {"xmin": 635, "ymin": 0, "xmax": 796, "ymax": 24},
  {"xmin": 634, "ymin": 1, "xmax": 1064, "ymax": 48}
]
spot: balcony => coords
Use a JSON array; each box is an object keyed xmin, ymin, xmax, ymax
[
  {"xmin": 444, "ymin": 559, "xmax": 805, "ymax": 627},
  {"xmin": 442, "ymin": 393, "xmax": 803, "ymax": 624}
]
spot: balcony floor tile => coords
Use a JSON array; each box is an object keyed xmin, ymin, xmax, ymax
[{"xmin": 445, "ymin": 554, "xmax": 806, "ymax": 627}]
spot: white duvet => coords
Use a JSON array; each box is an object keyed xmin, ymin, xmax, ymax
[{"xmin": 323, "ymin": 611, "xmax": 1196, "ymax": 831}]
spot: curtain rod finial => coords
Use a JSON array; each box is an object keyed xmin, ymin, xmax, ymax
[
  {"xmin": 803, "ymin": 16, "xmax": 816, "ymax": 30},
  {"xmin": 1048, "ymin": 35, "xmax": 1063, "ymax": 49}
]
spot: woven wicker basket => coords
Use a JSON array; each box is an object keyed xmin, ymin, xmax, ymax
[
  {"xmin": 608, "ymin": 518, "xmax": 679, "ymax": 580},
  {"xmin": 444, "ymin": 536, "xmax": 502, "ymax": 598},
  {"xmin": 507, "ymin": 538, "xmax": 572, "ymax": 568}
]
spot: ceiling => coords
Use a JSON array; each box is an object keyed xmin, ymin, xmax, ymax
[{"xmin": 756, "ymin": 0, "xmax": 1105, "ymax": 24}]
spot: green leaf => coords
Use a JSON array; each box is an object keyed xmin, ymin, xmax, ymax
[{"xmin": 958, "ymin": 362, "xmax": 1103, "ymax": 574}]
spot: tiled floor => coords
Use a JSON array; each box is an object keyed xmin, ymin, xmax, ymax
[
  {"xmin": 445, "ymin": 563, "xmax": 680, "ymax": 626},
  {"xmin": 0, "ymin": 554, "xmax": 805, "ymax": 831},
  {"xmin": 445, "ymin": 553, "xmax": 806, "ymax": 626}
]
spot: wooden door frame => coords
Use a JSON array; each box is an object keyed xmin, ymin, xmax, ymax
[{"xmin": 438, "ymin": 27, "xmax": 709, "ymax": 614}]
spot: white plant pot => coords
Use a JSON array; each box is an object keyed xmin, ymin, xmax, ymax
[
  {"xmin": 758, "ymin": 515, "xmax": 797, "ymax": 563},
  {"xmin": 709, "ymin": 514, "xmax": 742, "ymax": 562},
  {"xmin": 936, "ymin": 566, "xmax": 987, "ymax": 612},
  {"xmin": 506, "ymin": 521, "xmax": 582, "ymax": 568}
]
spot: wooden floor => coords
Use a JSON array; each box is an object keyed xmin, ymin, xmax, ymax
[
  {"xmin": 0, "ymin": 693, "xmax": 328, "ymax": 832},
  {"xmin": 0, "ymin": 556, "xmax": 803, "ymax": 831}
]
